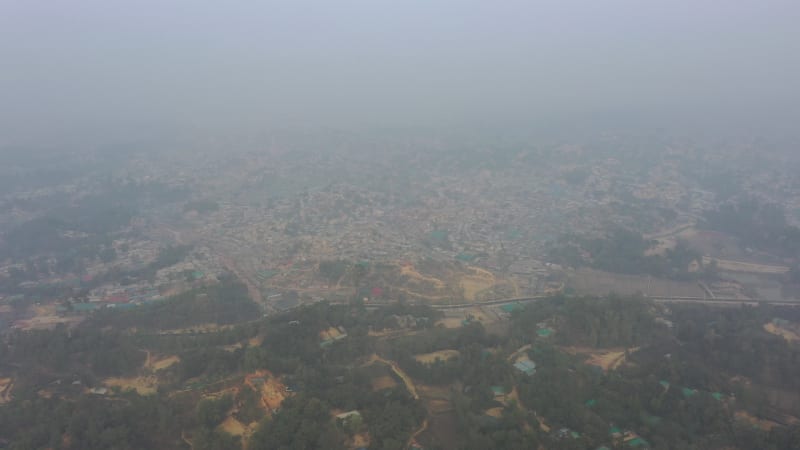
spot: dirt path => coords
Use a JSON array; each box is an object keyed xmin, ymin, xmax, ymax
[
  {"xmin": 363, "ymin": 354, "xmax": 419, "ymax": 400},
  {"xmin": 508, "ymin": 344, "xmax": 532, "ymax": 362},
  {"xmin": 406, "ymin": 418, "xmax": 428, "ymax": 450}
]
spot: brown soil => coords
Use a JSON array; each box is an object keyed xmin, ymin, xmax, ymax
[
  {"xmin": 764, "ymin": 323, "xmax": 800, "ymax": 342},
  {"xmin": 104, "ymin": 376, "xmax": 158, "ymax": 395},
  {"xmin": 485, "ymin": 407, "xmax": 504, "ymax": 418},
  {"xmin": 244, "ymin": 370, "xmax": 290, "ymax": 412},
  {"xmin": 219, "ymin": 416, "xmax": 247, "ymax": 436},
  {"xmin": 146, "ymin": 354, "xmax": 180, "ymax": 371},
  {"xmin": 0, "ymin": 377, "xmax": 13, "ymax": 404},
  {"xmin": 414, "ymin": 350, "xmax": 460, "ymax": 364},
  {"xmin": 371, "ymin": 376, "xmax": 398, "ymax": 391},
  {"xmin": 562, "ymin": 346, "xmax": 638, "ymax": 372},
  {"xmin": 435, "ymin": 318, "xmax": 464, "ymax": 329}
]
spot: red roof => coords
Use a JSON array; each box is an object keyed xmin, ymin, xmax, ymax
[{"xmin": 106, "ymin": 295, "xmax": 129, "ymax": 304}]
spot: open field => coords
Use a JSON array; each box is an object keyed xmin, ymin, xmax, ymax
[
  {"xmin": 764, "ymin": 323, "xmax": 800, "ymax": 342},
  {"xmin": 400, "ymin": 264, "xmax": 446, "ymax": 289},
  {"xmin": 219, "ymin": 416, "xmax": 248, "ymax": 436},
  {"xmin": 568, "ymin": 268, "xmax": 705, "ymax": 298},
  {"xmin": 362, "ymin": 354, "xmax": 418, "ymax": 400},
  {"xmin": 459, "ymin": 267, "xmax": 496, "ymax": 301},
  {"xmin": 484, "ymin": 407, "xmax": 504, "ymax": 418},
  {"xmin": 245, "ymin": 370, "xmax": 289, "ymax": 412},
  {"xmin": 146, "ymin": 353, "xmax": 180, "ymax": 371},
  {"xmin": 435, "ymin": 317, "xmax": 463, "ymax": 328},
  {"xmin": 414, "ymin": 350, "xmax": 460, "ymax": 364},
  {"xmin": 371, "ymin": 375, "xmax": 398, "ymax": 391},
  {"xmin": 704, "ymin": 257, "xmax": 790, "ymax": 274},
  {"xmin": 417, "ymin": 384, "xmax": 453, "ymax": 414},
  {"xmin": 562, "ymin": 346, "xmax": 638, "ymax": 372},
  {"xmin": 104, "ymin": 375, "xmax": 158, "ymax": 395}
]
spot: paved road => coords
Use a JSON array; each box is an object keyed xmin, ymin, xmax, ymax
[{"xmin": 362, "ymin": 294, "xmax": 800, "ymax": 310}]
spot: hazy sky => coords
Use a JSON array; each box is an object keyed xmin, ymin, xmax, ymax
[{"xmin": 2, "ymin": 1, "xmax": 799, "ymax": 148}]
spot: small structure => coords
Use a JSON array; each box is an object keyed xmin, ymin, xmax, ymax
[
  {"xmin": 513, "ymin": 359, "xmax": 536, "ymax": 376},
  {"xmin": 320, "ymin": 326, "xmax": 348, "ymax": 347},
  {"xmin": 490, "ymin": 385, "xmax": 507, "ymax": 399}
]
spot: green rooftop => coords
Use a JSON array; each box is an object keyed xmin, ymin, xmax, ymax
[
  {"xmin": 429, "ymin": 230, "xmax": 448, "ymax": 242},
  {"xmin": 490, "ymin": 386, "xmax": 506, "ymax": 396},
  {"xmin": 682, "ymin": 387, "xmax": 697, "ymax": 398},
  {"xmin": 711, "ymin": 392, "xmax": 724, "ymax": 401},
  {"xmin": 627, "ymin": 437, "xmax": 649, "ymax": 447},
  {"xmin": 456, "ymin": 252, "xmax": 476, "ymax": 262},
  {"xmin": 500, "ymin": 302, "xmax": 524, "ymax": 313},
  {"xmin": 536, "ymin": 328, "xmax": 553, "ymax": 337}
]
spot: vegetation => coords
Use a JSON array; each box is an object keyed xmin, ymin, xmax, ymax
[
  {"xmin": 549, "ymin": 227, "xmax": 703, "ymax": 280},
  {"xmin": 704, "ymin": 197, "xmax": 800, "ymax": 259},
  {"xmin": 1, "ymin": 294, "xmax": 800, "ymax": 449}
]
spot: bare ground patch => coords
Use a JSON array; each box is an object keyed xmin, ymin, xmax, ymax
[
  {"xmin": 764, "ymin": 323, "xmax": 800, "ymax": 343},
  {"xmin": 371, "ymin": 375, "xmax": 398, "ymax": 391},
  {"xmin": 104, "ymin": 376, "xmax": 158, "ymax": 395},
  {"xmin": 245, "ymin": 370, "xmax": 290, "ymax": 413},
  {"xmin": 414, "ymin": 350, "xmax": 460, "ymax": 365},
  {"xmin": 562, "ymin": 346, "xmax": 638, "ymax": 372},
  {"xmin": 219, "ymin": 416, "xmax": 248, "ymax": 436},
  {"xmin": 147, "ymin": 354, "xmax": 180, "ymax": 371}
]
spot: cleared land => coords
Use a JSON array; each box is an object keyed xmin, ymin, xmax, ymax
[
  {"xmin": 0, "ymin": 377, "xmax": 13, "ymax": 404},
  {"xmin": 244, "ymin": 370, "xmax": 289, "ymax": 412},
  {"xmin": 371, "ymin": 375, "xmax": 398, "ymax": 391},
  {"xmin": 104, "ymin": 375, "xmax": 158, "ymax": 395},
  {"xmin": 435, "ymin": 317, "xmax": 463, "ymax": 329},
  {"xmin": 219, "ymin": 416, "xmax": 248, "ymax": 436},
  {"xmin": 562, "ymin": 346, "xmax": 638, "ymax": 372},
  {"xmin": 414, "ymin": 350, "xmax": 460, "ymax": 364},
  {"xmin": 417, "ymin": 384, "xmax": 453, "ymax": 414},
  {"xmin": 764, "ymin": 323, "xmax": 800, "ymax": 343},
  {"xmin": 145, "ymin": 353, "xmax": 180, "ymax": 371},
  {"xmin": 363, "ymin": 354, "xmax": 418, "ymax": 400},
  {"xmin": 703, "ymin": 257, "xmax": 790, "ymax": 275},
  {"xmin": 459, "ymin": 267, "xmax": 496, "ymax": 301}
]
